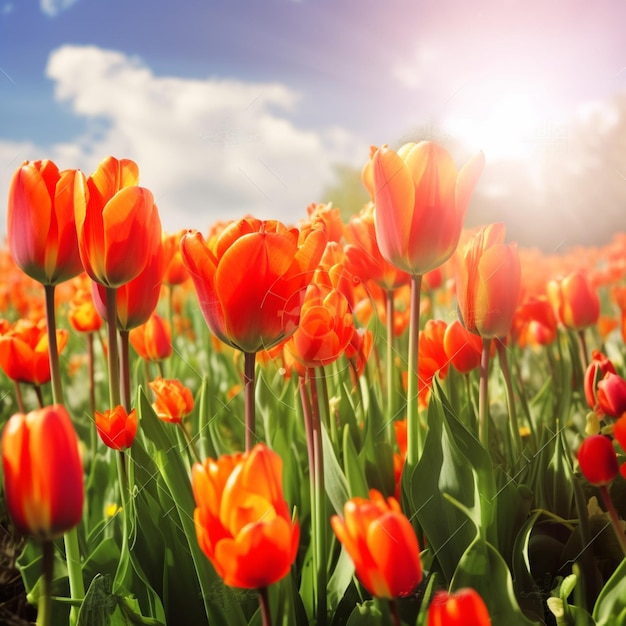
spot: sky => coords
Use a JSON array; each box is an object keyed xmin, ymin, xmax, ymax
[{"xmin": 1, "ymin": 0, "xmax": 625, "ymax": 237}]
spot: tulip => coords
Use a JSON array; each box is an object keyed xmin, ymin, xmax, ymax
[
  {"xmin": 511, "ymin": 296, "xmax": 558, "ymax": 348},
  {"xmin": 331, "ymin": 489, "xmax": 422, "ymax": 599},
  {"xmin": 417, "ymin": 319, "xmax": 449, "ymax": 406},
  {"xmin": 371, "ymin": 141, "xmax": 484, "ymax": 276},
  {"xmin": 68, "ymin": 275, "xmax": 103, "ymax": 333},
  {"xmin": 7, "ymin": 160, "xmax": 84, "ymax": 286},
  {"xmin": 0, "ymin": 319, "xmax": 68, "ymax": 386},
  {"xmin": 577, "ymin": 435, "xmax": 619, "ymax": 487},
  {"xmin": 427, "ymin": 588, "xmax": 491, "ymax": 626},
  {"xmin": 596, "ymin": 372, "xmax": 626, "ymax": 418},
  {"xmin": 547, "ymin": 271, "xmax": 600, "ymax": 331},
  {"xmin": 443, "ymin": 319, "xmax": 483, "ymax": 374},
  {"xmin": 191, "ymin": 443, "xmax": 299, "ymax": 589},
  {"xmin": 74, "ymin": 156, "xmax": 161, "ymax": 288},
  {"xmin": 584, "ymin": 350, "xmax": 617, "ymax": 411},
  {"xmin": 456, "ymin": 223, "xmax": 521, "ymax": 339},
  {"xmin": 162, "ymin": 230, "xmax": 190, "ymax": 286},
  {"xmin": 129, "ymin": 313, "xmax": 173, "ymax": 362},
  {"xmin": 1, "ymin": 405, "xmax": 84, "ymax": 540},
  {"xmin": 95, "ymin": 405, "xmax": 138, "ymax": 451},
  {"xmin": 149, "ymin": 377, "xmax": 194, "ymax": 424},
  {"xmin": 181, "ymin": 218, "xmax": 327, "ymax": 353}
]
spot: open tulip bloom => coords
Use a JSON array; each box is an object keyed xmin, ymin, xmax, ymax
[{"xmin": 4, "ymin": 147, "xmax": 626, "ymax": 626}]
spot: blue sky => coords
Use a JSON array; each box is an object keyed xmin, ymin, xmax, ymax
[{"xmin": 1, "ymin": 0, "xmax": 625, "ymax": 235}]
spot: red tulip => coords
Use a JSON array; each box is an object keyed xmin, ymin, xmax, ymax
[
  {"xmin": 443, "ymin": 319, "xmax": 483, "ymax": 375},
  {"xmin": 596, "ymin": 372, "xmax": 626, "ymax": 418},
  {"xmin": 128, "ymin": 313, "xmax": 173, "ymax": 362},
  {"xmin": 584, "ymin": 350, "xmax": 617, "ymax": 411},
  {"xmin": 456, "ymin": 223, "xmax": 521, "ymax": 339},
  {"xmin": 95, "ymin": 405, "xmax": 137, "ymax": 451},
  {"xmin": 7, "ymin": 160, "xmax": 84, "ymax": 285},
  {"xmin": 371, "ymin": 142, "xmax": 484, "ymax": 275},
  {"xmin": 2, "ymin": 405, "xmax": 84, "ymax": 539},
  {"xmin": 577, "ymin": 435, "xmax": 619, "ymax": 487},
  {"xmin": 331, "ymin": 489, "xmax": 422, "ymax": 599},
  {"xmin": 427, "ymin": 588, "xmax": 491, "ymax": 626},
  {"xmin": 547, "ymin": 271, "xmax": 600, "ymax": 331}
]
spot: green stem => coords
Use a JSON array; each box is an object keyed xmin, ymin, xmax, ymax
[
  {"xmin": 63, "ymin": 527, "xmax": 84, "ymax": 626},
  {"xmin": 37, "ymin": 540, "xmax": 54, "ymax": 626},
  {"xmin": 479, "ymin": 338, "xmax": 492, "ymax": 450},
  {"xmin": 14, "ymin": 381, "xmax": 25, "ymax": 412},
  {"xmin": 406, "ymin": 274, "xmax": 423, "ymax": 467},
  {"xmin": 317, "ymin": 367, "xmax": 335, "ymax": 445},
  {"xmin": 34, "ymin": 385, "xmax": 44, "ymax": 408},
  {"xmin": 178, "ymin": 421, "xmax": 201, "ymax": 464},
  {"xmin": 44, "ymin": 284, "xmax": 64, "ymax": 405},
  {"xmin": 496, "ymin": 340, "xmax": 521, "ymax": 461},
  {"xmin": 599, "ymin": 485, "xmax": 626, "ymax": 557},
  {"xmin": 119, "ymin": 330, "xmax": 131, "ymax": 412},
  {"xmin": 258, "ymin": 586, "xmax": 272, "ymax": 626},
  {"xmin": 578, "ymin": 329, "xmax": 590, "ymax": 370},
  {"xmin": 105, "ymin": 287, "xmax": 121, "ymax": 408},
  {"xmin": 244, "ymin": 351, "xmax": 257, "ymax": 451},
  {"xmin": 113, "ymin": 449, "xmax": 131, "ymax": 592},
  {"xmin": 388, "ymin": 598, "xmax": 401, "ymax": 626},
  {"xmin": 385, "ymin": 288, "xmax": 396, "ymax": 445}
]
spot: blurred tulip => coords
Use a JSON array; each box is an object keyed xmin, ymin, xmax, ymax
[
  {"xmin": 417, "ymin": 319, "xmax": 449, "ymax": 406},
  {"xmin": 75, "ymin": 156, "xmax": 161, "ymax": 288},
  {"xmin": 584, "ymin": 350, "xmax": 617, "ymax": 411},
  {"xmin": 7, "ymin": 160, "xmax": 84, "ymax": 286},
  {"xmin": 577, "ymin": 435, "xmax": 619, "ymax": 487},
  {"xmin": 511, "ymin": 296, "xmax": 558, "ymax": 348},
  {"xmin": 345, "ymin": 327, "xmax": 374, "ymax": 380},
  {"xmin": 192, "ymin": 443, "xmax": 299, "ymax": 589},
  {"xmin": 129, "ymin": 313, "xmax": 172, "ymax": 362},
  {"xmin": 547, "ymin": 271, "xmax": 600, "ymax": 331},
  {"xmin": 68, "ymin": 275, "xmax": 103, "ymax": 333},
  {"xmin": 596, "ymin": 372, "xmax": 626, "ymax": 418},
  {"xmin": 427, "ymin": 588, "xmax": 491, "ymax": 626},
  {"xmin": 306, "ymin": 202, "xmax": 345, "ymax": 243},
  {"xmin": 149, "ymin": 377, "xmax": 194, "ymax": 424},
  {"xmin": 0, "ymin": 319, "xmax": 68, "ymax": 385},
  {"xmin": 162, "ymin": 230, "xmax": 189, "ymax": 286},
  {"xmin": 371, "ymin": 141, "xmax": 484, "ymax": 275},
  {"xmin": 443, "ymin": 319, "xmax": 483, "ymax": 374},
  {"xmin": 95, "ymin": 405, "xmax": 137, "ymax": 451},
  {"xmin": 2, "ymin": 405, "xmax": 84, "ymax": 539},
  {"xmin": 181, "ymin": 218, "xmax": 326, "ymax": 353},
  {"xmin": 456, "ymin": 223, "xmax": 521, "ymax": 339},
  {"xmin": 331, "ymin": 489, "xmax": 422, "ymax": 599}
]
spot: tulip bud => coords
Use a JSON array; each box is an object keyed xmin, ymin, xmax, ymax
[
  {"xmin": 577, "ymin": 435, "xmax": 619, "ymax": 487},
  {"xmin": 427, "ymin": 588, "xmax": 491, "ymax": 626},
  {"xmin": 95, "ymin": 405, "xmax": 138, "ymax": 451}
]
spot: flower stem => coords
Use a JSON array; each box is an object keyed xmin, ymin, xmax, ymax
[
  {"xmin": 388, "ymin": 598, "xmax": 401, "ymax": 626},
  {"xmin": 406, "ymin": 274, "xmax": 423, "ymax": 467},
  {"xmin": 599, "ymin": 485, "xmax": 626, "ymax": 557},
  {"xmin": 105, "ymin": 287, "xmax": 121, "ymax": 408},
  {"xmin": 178, "ymin": 421, "xmax": 201, "ymax": 464},
  {"xmin": 578, "ymin": 329, "xmax": 590, "ymax": 370},
  {"xmin": 63, "ymin": 527, "xmax": 84, "ymax": 626},
  {"xmin": 496, "ymin": 339, "xmax": 521, "ymax": 460},
  {"xmin": 119, "ymin": 330, "xmax": 131, "ymax": 412},
  {"xmin": 385, "ymin": 288, "xmax": 396, "ymax": 445},
  {"xmin": 37, "ymin": 539, "xmax": 53, "ymax": 626},
  {"xmin": 14, "ymin": 381, "xmax": 25, "ymax": 412},
  {"xmin": 479, "ymin": 338, "xmax": 492, "ymax": 450},
  {"xmin": 244, "ymin": 351, "xmax": 257, "ymax": 451},
  {"xmin": 258, "ymin": 586, "xmax": 272, "ymax": 626},
  {"xmin": 44, "ymin": 284, "xmax": 63, "ymax": 405}
]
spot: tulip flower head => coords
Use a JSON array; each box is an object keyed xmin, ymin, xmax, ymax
[
  {"xmin": 596, "ymin": 372, "xmax": 626, "ymax": 418},
  {"xmin": 584, "ymin": 350, "xmax": 617, "ymax": 411},
  {"xmin": 192, "ymin": 443, "xmax": 299, "ymax": 589},
  {"xmin": 577, "ymin": 435, "xmax": 619, "ymax": 487},
  {"xmin": 181, "ymin": 218, "xmax": 327, "ymax": 353},
  {"xmin": 129, "ymin": 313, "xmax": 173, "ymax": 362},
  {"xmin": 95, "ymin": 405, "xmax": 138, "ymax": 451},
  {"xmin": 331, "ymin": 489, "xmax": 422, "ymax": 599},
  {"xmin": 7, "ymin": 160, "xmax": 84, "ymax": 286},
  {"xmin": 2, "ymin": 405, "xmax": 84, "ymax": 540},
  {"xmin": 427, "ymin": 588, "xmax": 491, "ymax": 626},
  {"xmin": 456, "ymin": 223, "xmax": 521, "ymax": 339},
  {"xmin": 149, "ymin": 377, "xmax": 194, "ymax": 424},
  {"xmin": 547, "ymin": 271, "xmax": 600, "ymax": 331},
  {"xmin": 371, "ymin": 141, "xmax": 485, "ymax": 276}
]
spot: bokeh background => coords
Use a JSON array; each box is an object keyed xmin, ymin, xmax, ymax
[{"xmin": 1, "ymin": 0, "xmax": 625, "ymax": 250}]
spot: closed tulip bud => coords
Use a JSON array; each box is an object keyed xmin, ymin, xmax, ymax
[
  {"xmin": 456, "ymin": 223, "xmax": 521, "ymax": 339},
  {"xmin": 547, "ymin": 271, "xmax": 600, "ymax": 331},
  {"xmin": 577, "ymin": 435, "xmax": 619, "ymax": 486},
  {"xmin": 427, "ymin": 588, "xmax": 491, "ymax": 626},
  {"xmin": 7, "ymin": 160, "xmax": 85, "ymax": 286},
  {"xmin": 95, "ymin": 405, "xmax": 137, "ymax": 451},
  {"xmin": 372, "ymin": 142, "xmax": 484, "ymax": 276},
  {"xmin": 331, "ymin": 489, "xmax": 422, "ymax": 599},
  {"xmin": 192, "ymin": 443, "xmax": 299, "ymax": 588},
  {"xmin": 443, "ymin": 319, "xmax": 483, "ymax": 374},
  {"xmin": 596, "ymin": 372, "xmax": 626, "ymax": 418},
  {"xmin": 129, "ymin": 313, "xmax": 172, "ymax": 362},
  {"xmin": 2, "ymin": 405, "xmax": 84, "ymax": 540}
]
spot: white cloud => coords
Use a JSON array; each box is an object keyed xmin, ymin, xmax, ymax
[
  {"xmin": 40, "ymin": 0, "xmax": 80, "ymax": 17},
  {"xmin": 1, "ymin": 45, "xmax": 366, "ymax": 236}
]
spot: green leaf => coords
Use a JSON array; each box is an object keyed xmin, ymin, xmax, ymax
[
  {"xmin": 593, "ymin": 556, "xmax": 626, "ymax": 625},
  {"xmin": 321, "ymin": 422, "xmax": 350, "ymax": 516},
  {"xmin": 342, "ymin": 424, "xmax": 369, "ymax": 499}
]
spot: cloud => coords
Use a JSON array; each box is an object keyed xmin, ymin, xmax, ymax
[
  {"xmin": 40, "ymin": 0, "xmax": 80, "ymax": 17},
  {"xmin": 2, "ymin": 45, "xmax": 365, "ymax": 235}
]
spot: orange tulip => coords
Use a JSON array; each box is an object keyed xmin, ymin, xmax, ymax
[
  {"xmin": 417, "ymin": 319, "xmax": 449, "ymax": 406},
  {"xmin": 180, "ymin": 218, "xmax": 326, "ymax": 353},
  {"xmin": 306, "ymin": 202, "xmax": 345, "ymax": 244},
  {"xmin": 162, "ymin": 230, "xmax": 189, "ymax": 286},
  {"xmin": 95, "ymin": 405, "xmax": 138, "ymax": 450},
  {"xmin": 331, "ymin": 489, "xmax": 422, "ymax": 599},
  {"xmin": 427, "ymin": 588, "xmax": 491, "ymax": 626},
  {"xmin": 456, "ymin": 223, "xmax": 521, "ymax": 339},
  {"xmin": 371, "ymin": 142, "xmax": 484, "ymax": 275},
  {"xmin": 443, "ymin": 319, "xmax": 483, "ymax": 375},
  {"xmin": 2, "ymin": 405, "xmax": 84, "ymax": 539},
  {"xmin": 192, "ymin": 443, "xmax": 299, "ymax": 589},
  {"xmin": 547, "ymin": 271, "xmax": 600, "ymax": 331},
  {"xmin": 7, "ymin": 160, "xmax": 84, "ymax": 286},
  {"xmin": 511, "ymin": 296, "xmax": 557, "ymax": 348},
  {"xmin": 128, "ymin": 313, "xmax": 172, "ymax": 362},
  {"xmin": 68, "ymin": 274, "xmax": 103, "ymax": 333},
  {"xmin": 149, "ymin": 377, "xmax": 194, "ymax": 423},
  {"xmin": 286, "ymin": 276, "xmax": 355, "ymax": 369},
  {"xmin": 0, "ymin": 319, "xmax": 68, "ymax": 385},
  {"xmin": 74, "ymin": 156, "xmax": 161, "ymax": 288}
]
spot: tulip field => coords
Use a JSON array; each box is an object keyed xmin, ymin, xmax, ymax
[{"xmin": 2, "ymin": 146, "xmax": 626, "ymax": 626}]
